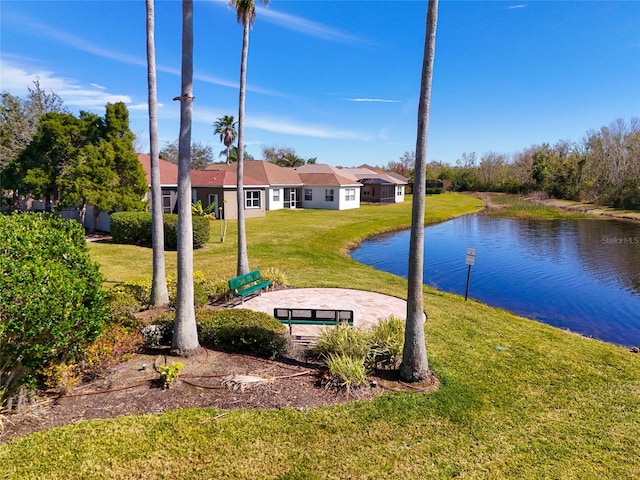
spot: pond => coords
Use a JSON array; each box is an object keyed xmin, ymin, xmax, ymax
[{"xmin": 350, "ymin": 214, "xmax": 640, "ymax": 347}]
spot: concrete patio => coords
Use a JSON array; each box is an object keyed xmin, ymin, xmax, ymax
[{"xmin": 234, "ymin": 288, "xmax": 412, "ymax": 338}]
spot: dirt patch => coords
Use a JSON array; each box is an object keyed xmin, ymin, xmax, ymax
[{"xmin": 0, "ymin": 345, "xmax": 438, "ymax": 444}]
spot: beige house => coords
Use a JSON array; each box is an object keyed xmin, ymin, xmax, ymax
[{"xmin": 138, "ymin": 154, "xmax": 266, "ymax": 220}]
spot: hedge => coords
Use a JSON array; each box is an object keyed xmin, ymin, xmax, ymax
[{"xmin": 111, "ymin": 212, "xmax": 210, "ymax": 249}]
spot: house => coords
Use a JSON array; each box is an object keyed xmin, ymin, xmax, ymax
[
  {"xmin": 294, "ymin": 164, "xmax": 408, "ymax": 205},
  {"xmin": 290, "ymin": 164, "xmax": 362, "ymax": 210},
  {"xmin": 138, "ymin": 155, "xmax": 410, "ymax": 216},
  {"xmin": 205, "ymin": 160, "xmax": 303, "ymax": 210},
  {"xmin": 208, "ymin": 161, "xmax": 361, "ymax": 211},
  {"xmin": 138, "ymin": 154, "xmax": 266, "ymax": 220}
]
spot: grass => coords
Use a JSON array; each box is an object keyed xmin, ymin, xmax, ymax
[
  {"xmin": 485, "ymin": 194, "xmax": 598, "ymax": 220},
  {"xmin": 2, "ymin": 193, "xmax": 639, "ymax": 479}
]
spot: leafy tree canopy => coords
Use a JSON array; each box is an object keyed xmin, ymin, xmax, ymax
[
  {"xmin": 262, "ymin": 145, "xmax": 315, "ymax": 167},
  {"xmin": 159, "ymin": 139, "xmax": 215, "ymax": 170}
]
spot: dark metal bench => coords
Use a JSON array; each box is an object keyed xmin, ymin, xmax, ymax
[
  {"xmin": 228, "ymin": 270, "xmax": 272, "ymax": 303},
  {"xmin": 273, "ymin": 308, "xmax": 354, "ymax": 334}
]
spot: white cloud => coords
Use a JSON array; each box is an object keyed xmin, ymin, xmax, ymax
[
  {"xmin": 1, "ymin": 56, "xmax": 131, "ymax": 109},
  {"xmin": 345, "ymin": 98, "xmax": 399, "ymax": 103},
  {"xmin": 248, "ymin": 114, "xmax": 372, "ymax": 141},
  {"xmin": 507, "ymin": 4, "xmax": 528, "ymax": 10},
  {"xmin": 127, "ymin": 103, "xmax": 150, "ymax": 111},
  {"xmin": 208, "ymin": 0, "xmax": 367, "ymax": 44}
]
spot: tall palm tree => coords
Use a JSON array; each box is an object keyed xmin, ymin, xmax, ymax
[
  {"xmin": 400, "ymin": 0, "xmax": 439, "ymax": 382},
  {"xmin": 230, "ymin": 0, "xmax": 269, "ymax": 276},
  {"xmin": 213, "ymin": 115, "xmax": 237, "ymax": 164},
  {"xmin": 171, "ymin": 0, "xmax": 199, "ymax": 356},
  {"xmin": 145, "ymin": 0, "xmax": 169, "ymax": 306}
]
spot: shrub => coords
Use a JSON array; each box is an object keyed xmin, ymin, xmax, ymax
[
  {"xmin": 313, "ymin": 324, "xmax": 371, "ymax": 361},
  {"xmin": 162, "ymin": 214, "xmax": 210, "ymax": 250},
  {"xmin": 0, "ymin": 213, "xmax": 107, "ymax": 405},
  {"xmin": 39, "ymin": 363, "xmax": 80, "ymax": 395},
  {"xmin": 325, "ymin": 353, "xmax": 368, "ymax": 392},
  {"xmin": 167, "ymin": 271, "xmax": 210, "ymax": 308},
  {"xmin": 110, "ymin": 212, "xmax": 152, "ymax": 245},
  {"xmin": 367, "ymin": 315, "xmax": 405, "ymax": 369},
  {"xmin": 197, "ymin": 309, "xmax": 289, "ymax": 358},
  {"xmin": 105, "ymin": 288, "xmax": 143, "ymax": 329},
  {"xmin": 111, "ymin": 280, "xmax": 152, "ymax": 306},
  {"xmin": 82, "ymin": 325, "xmax": 143, "ymax": 380},
  {"xmin": 141, "ymin": 318, "xmax": 174, "ymax": 347},
  {"xmin": 261, "ymin": 267, "xmax": 288, "ymax": 287},
  {"xmin": 314, "ymin": 316, "xmax": 406, "ymax": 389},
  {"xmin": 159, "ymin": 361, "xmax": 183, "ymax": 388},
  {"xmin": 110, "ymin": 212, "xmax": 210, "ymax": 249},
  {"xmin": 208, "ymin": 279, "xmax": 232, "ymax": 304}
]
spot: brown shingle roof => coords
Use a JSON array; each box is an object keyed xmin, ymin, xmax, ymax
[
  {"xmin": 206, "ymin": 160, "xmax": 302, "ymax": 186},
  {"xmin": 297, "ymin": 172, "xmax": 361, "ymax": 187},
  {"xmin": 138, "ymin": 154, "xmax": 263, "ymax": 187}
]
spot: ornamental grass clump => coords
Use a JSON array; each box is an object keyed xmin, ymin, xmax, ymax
[
  {"xmin": 314, "ymin": 316, "xmax": 406, "ymax": 390},
  {"xmin": 367, "ymin": 315, "xmax": 405, "ymax": 369},
  {"xmin": 324, "ymin": 353, "xmax": 368, "ymax": 393}
]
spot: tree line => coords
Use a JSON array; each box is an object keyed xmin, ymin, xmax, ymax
[
  {"xmin": 387, "ymin": 117, "xmax": 640, "ymax": 210},
  {"xmin": 0, "ymin": 88, "xmax": 148, "ymax": 230}
]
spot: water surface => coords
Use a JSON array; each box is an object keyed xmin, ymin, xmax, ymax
[{"xmin": 351, "ymin": 214, "xmax": 640, "ymax": 347}]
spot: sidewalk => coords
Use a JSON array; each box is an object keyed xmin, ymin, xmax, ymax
[{"xmin": 235, "ymin": 288, "xmax": 413, "ymax": 337}]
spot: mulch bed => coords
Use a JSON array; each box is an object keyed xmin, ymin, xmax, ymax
[{"xmin": 0, "ymin": 345, "xmax": 438, "ymax": 444}]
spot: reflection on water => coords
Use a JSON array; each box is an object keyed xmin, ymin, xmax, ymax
[{"xmin": 350, "ymin": 214, "xmax": 640, "ymax": 347}]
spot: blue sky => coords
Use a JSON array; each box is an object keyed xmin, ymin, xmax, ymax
[{"xmin": 1, "ymin": 0, "xmax": 639, "ymax": 167}]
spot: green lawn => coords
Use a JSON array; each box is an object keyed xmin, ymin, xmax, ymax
[{"xmin": 2, "ymin": 193, "xmax": 639, "ymax": 479}]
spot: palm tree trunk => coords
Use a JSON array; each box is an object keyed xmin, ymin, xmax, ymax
[
  {"xmin": 172, "ymin": 0, "xmax": 199, "ymax": 356},
  {"xmin": 400, "ymin": 0, "xmax": 439, "ymax": 382},
  {"xmin": 146, "ymin": 0, "xmax": 169, "ymax": 306},
  {"xmin": 235, "ymin": 20, "xmax": 250, "ymax": 275}
]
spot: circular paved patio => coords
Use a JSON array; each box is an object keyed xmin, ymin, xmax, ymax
[{"xmin": 235, "ymin": 288, "xmax": 412, "ymax": 337}]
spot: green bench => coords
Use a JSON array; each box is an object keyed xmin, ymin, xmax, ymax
[
  {"xmin": 228, "ymin": 270, "xmax": 272, "ymax": 303},
  {"xmin": 273, "ymin": 308, "xmax": 354, "ymax": 334}
]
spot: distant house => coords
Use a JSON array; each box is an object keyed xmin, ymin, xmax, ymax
[
  {"xmin": 138, "ymin": 154, "xmax": 266, "ymax": 220},
  {"xmin": 295, "ymin": 164, "xmax": 408, "ymax": 204},
  {"xmin": 206, "ymin": 160, "xmax": 303, "ymax": 210},
  {"xmin": 139, "ymin": 155, "xmax": 411, "ymax": 216},
  {"xmin": 291, "ymin": 164, "xmax": 362, "ymax": 210}
]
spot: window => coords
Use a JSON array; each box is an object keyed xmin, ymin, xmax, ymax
[
  {"xmin": 325, "ymin": 189, "xmax": 334, "ymax": 202},
  {"xmin": 272, "ymin": 189, "xmax": 280, "ymax": 202},
  {"xmin": 162, "ymin": 194, "xmax": 172, "ymax": 213},
  {"xmin": 304, "ymin": 189, "xmax": 313, "ymax": 201},
  {"xmin": 245, "ymin": 190, "xmax": 260, "ymax": 209},
  {"xmin": 345, "ymin": 188, "xmax": 356, "ymax": 201},
  {"xmin": 396, "ymin": 186, "xmax": 403, "ymax": 196}
]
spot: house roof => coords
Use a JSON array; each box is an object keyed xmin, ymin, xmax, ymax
[
  {"xmin": 359, "ymin": 177, "xmax": 394, "ymax": 185},
  {"xmin": 138, "ymin": 154, "xmax": 264, "ymax": 188},
  {"xmin": 138, "ymin": 153, "xmax": 178, "ymax": 186},
  {"xmin": 206, "ymin": 160, "xmax": 303, "ymax": 186},
  {"xmin": 297, "ymin": 172, "xmax": 361, "ymax": 187},
  {"xmin": 384, "ymin": 171, "xmax": 411, "ymax": 184},
  {"xmin": 293, "ymin": 163, "xmax": 407, "ymax": 186},
  {"xmin": 191, "ymin": 169, "xmax": 265, "ymax": 188}
]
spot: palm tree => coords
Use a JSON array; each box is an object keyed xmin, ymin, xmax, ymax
[
  {"xmin": 171, "ymin": 0, "xmax": 199, "ymax": 356},
  {"xmin": 230, "ymin": 0, "xmax": 269, "ymax": 276},
  {"xmin": 145, "ymin": 0, "xmax": 169, "ymax": 306},
  {"xmin": 400, "ymin": 0, "xmax": 439, "ymax": 382},
  {"xmin": 213, "ymin": 115, "xmax": 237, "ymax": 164}
]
